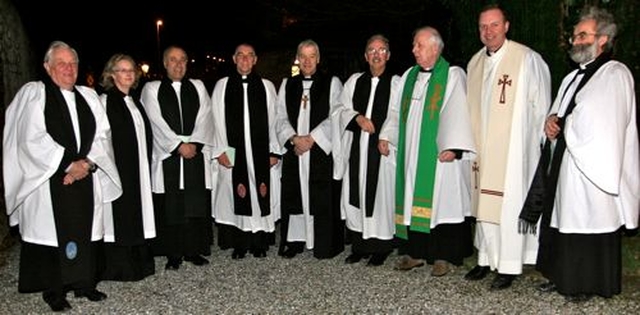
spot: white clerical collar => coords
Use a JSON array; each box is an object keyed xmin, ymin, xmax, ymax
[
  {"xmin": 171, "ymin": 81, "xmax": 181, "ymax": 94},
  {"xmin": 579, "ymin": 58, "xmax": 596, "ymax": 70},
  {"xmin": 486, "ymin": 40, "xmax": 508, "ymax": 58},
  {"xmin": 60, "ymin": 88, "xmax": 74, "ymax": 97}
]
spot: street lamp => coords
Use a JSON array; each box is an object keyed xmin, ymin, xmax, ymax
[
  {"xmin": 156, "ymin": 19, "xmax": 163, "ymax": 71},
  {"xmin": 140, "ymin": 63, "xmax": 150, "ymax": 77}
]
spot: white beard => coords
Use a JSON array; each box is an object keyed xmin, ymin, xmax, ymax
[{"xmin": 569, "ymin": 41, "xmax": 598, "ymax": 64}]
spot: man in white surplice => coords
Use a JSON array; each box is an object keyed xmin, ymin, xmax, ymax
[
  {"xmin": 333, "ymin": 34, "xmax": 400, "ymax": 266},
  {"xmin": 210, "ymin": 43, "xmax": 280, "ymax": 259},
  {"xmin": 378, "ymin": 27, "xmax": 476, "ymax": 276},
  {"xmin": 536, "ymin": 6, "xmax": 639, "ymax": 301},
  {"xmin": 464, "ymin": 4, "xmax": 551, "ymax": 290},
  {"xmin": 274, "ymin": 39, "xmax": 344, "ymax": 259},
  {"xmin": 140, "ymin": 46, "xmax": 215, "ymax": 270},
  {"xmin": 3, "ymin": 41, "xmax": 121, "ymax": 311}
]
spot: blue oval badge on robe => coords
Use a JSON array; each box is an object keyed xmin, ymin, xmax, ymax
[{"xmin": 65, "ymin": 241, "xmax": 77, "ymax": 260}]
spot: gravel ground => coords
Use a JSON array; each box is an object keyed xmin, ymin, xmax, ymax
[{"xmin": 1, "ymin": 235, "xmax": 639, "ymax": 314}]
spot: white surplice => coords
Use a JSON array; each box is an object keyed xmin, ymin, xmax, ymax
[
  {"xmin": 274, "ymin": 76, "xmax": 343, "ymax": 249},
  {"xmin": 3, "ymin": 82, "xmax": 122, "ymax": 246},
  {"xmin": 333, "ymin": 72, "xmax": 400, "ymax": 240},
  {"xmin": 140, "ymin": 79, "xmax": 215, "ymax": 193},
  {"xmin": 550, "ymin": 61, "xmax": 639, "ymax": 233},
  {"xmin": 379, "ymin": 66, "xmax": 476, "ymax": 230},
  {"xmin": 210, "ymin": 77, "xmax": 280, "ymax": 232},
  {"xmin": 99, "ymin": 93, "xmax": 156, "ymax": 241},
  {"xmin": 467, "ymin": 42, "xmax": 551, "ymax": 274}
]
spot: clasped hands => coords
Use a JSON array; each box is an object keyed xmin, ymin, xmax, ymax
[
  {"xmin": 63, "ymin": 159, "xmax": 93, "ymax": 185},
  {"xmin": 544, "ymin": 114, "xmax": 560, "ymax": 140},
  {"xmin": 178, "ymin": 142, "xmax": 198, "ymax": 159},
  {"xmin": 291, "ymin": 135, "xmax": 315, "ymax": 156},
  {"xmin": 356, "ymin": 115, "xmax": 375, "ymax": 134}
]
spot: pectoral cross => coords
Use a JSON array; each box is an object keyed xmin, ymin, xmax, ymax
[
  {"xmin": 301, "ymin": 95, "xmax": 309, "ymax": 109},
  {"xmin": 498, "ymin": 74, "xmax": 511, "ymax": 104},
  {"xmin": 472, "ymin": 161, "xmax": 480, "ymax": 189}
]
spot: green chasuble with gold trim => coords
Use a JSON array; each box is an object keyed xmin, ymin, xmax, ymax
[{"xmin": 395, "ymin": 56, "xmax": 449, "ymax": 239}]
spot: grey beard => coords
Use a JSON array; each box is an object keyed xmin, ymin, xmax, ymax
[{"xmin": 569, "ymin": 41, "xmax": 598, "ymax": 64}]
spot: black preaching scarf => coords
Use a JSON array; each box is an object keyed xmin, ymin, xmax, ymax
[
  {"xmin": 105, "ymin": 88, "xmax": 153, "ymax": 245},
  {"xmin": 44, "ymin": 79, "xmax": 96, "ymax": 285},
  {"xmin": 281, "ymin": 74, "xmax": 333, "ymax": 215},
  {"xmin": 519, "ymin": 52, "xmax": 611, "ymax": 234},
  {"xmin": 347, "ymin": 71, "xmax": 391, "ymax": 217},
  {"xmin": 157, "ymin": 78, "xmax": 207, "ymax": 221},
  {"xmin": 224, "ymin": 73, "xmax": 270, "ymax": 216}
]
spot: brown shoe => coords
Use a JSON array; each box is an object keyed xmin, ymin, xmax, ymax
[
  {"xmin": 431, "ymin": 260, "xmax": 451, "ymax": 277},
  {"xmin": 394, "ymin": 255, "xmax": 425, "ymax": 271}
]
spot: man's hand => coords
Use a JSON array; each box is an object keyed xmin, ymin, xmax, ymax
[
  {"xmin": 218, "ymin": 152, "xmax": 232, "ymax": 168},
  {"xmin": 439, "ymin": 150, "xmax": 456, "ymax": 162},
  {"xmin": 178, "ymin": 143, "xmax": 197, "ymax": 159},
  {"xmin": 544, "ymin": 114, "xmax": 561, "ymax": 140},
  {"xmin": 378, "ymin": 140, "xmax": 390, "ymax": 156},
  {"xmin": 294, "ymin": 135, "xmax": 314, "ymax": 156},
  {"xmin": 356, "ymin": 115, "xmax": 375, "ymax": 134},
  {"xmin": 63, "ymin": 160, "xmax": 90, "ymax": 185},
  {"xmin": 270, "ymin": 156, "xmax": 279, "ymax": 167}
]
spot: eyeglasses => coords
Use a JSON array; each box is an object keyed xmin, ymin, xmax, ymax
[
  {"xmin": 568, "ymin": 32, "xmax": 598, "ymax": 44},
  {"xmin": 366, "ymin": 48, "xmax": 388, "ymax": 55},
  {"xmin": 114, "ymin": 69, "xmax": 136, "ymax": 74}
]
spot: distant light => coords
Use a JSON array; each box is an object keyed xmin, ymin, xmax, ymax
[
  {"xmin": 156, "ymin": 20, "xmax": 163, "ymax": 27},
  {"xmin": 141, "ymin": 63, "xmax": 150, "ymax": 74},
  {"xmin": 291, "ymin": 59, "xmax": 300, "ymax": 76}
]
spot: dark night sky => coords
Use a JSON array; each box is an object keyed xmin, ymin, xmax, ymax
[
  {"xmin": 13, "ymin": 1, "xmax": 269, "ymax": 71},
  {"xmin": 11, "ymin": 0, "xmax": 448, "ymax": 84}
]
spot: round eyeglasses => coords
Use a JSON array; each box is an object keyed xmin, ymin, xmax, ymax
[
  {"xmin": 366, "ymin": 48, "xmax": 389, "ymax": 55},
  {"xmin": 568, "ymin": 32, "xmax": 598, "ymax": 44}
]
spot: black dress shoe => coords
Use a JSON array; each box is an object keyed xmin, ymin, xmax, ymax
[
  {"xmin": 252, "ymin": 250, "xmax": 267, "ymax": 258},
  {"xmin": 367, "ymin": 253, "xmax": 389, "ymax": 266},
  {"xmin": 537, "ymin": 281, "xmax": 557, "ymax": 293},
  {"xmin": 464, "ymin": 265, "xmax": 490, "ymax": 280},
  {"xmin": 185, "ymin": 255, "xmax": 210, "ymax": 266},
  {"xmin": 165, "ymin": 257, "xmax": 182, "ymax": 270},
  {"xmin": 344, "ymin": 253, "xmax": 365, "ymax": 264},
  {"xmin": 490, "ymin": 274, "xmax": 516, "ymax": 290},
  {"xmin": 74, "ymin": 289, "xmax": 107, "ymax": 302},
  {"xmin": 565, "ymin": 293, "xmax": 593, "ymax": 303},
  {"xmin": 232, "ymin": 249, "xmax": 247, "ymax": 259},
  {"xmin": 43, "ymin": 292, "xmax": 72, "ymax": 312},
  {"xmin": 282, "ymin": 246, "xmax": 303, "ymax": 258}
]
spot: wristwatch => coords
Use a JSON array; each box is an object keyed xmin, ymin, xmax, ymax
[{"xmin": 87, "ymin": 161, "xmax": 98, "ymax": 173}]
